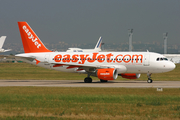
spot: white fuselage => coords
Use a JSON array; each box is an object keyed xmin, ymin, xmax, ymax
[{"xmin": 16, "ymin": 51, "xmax": 175, "ymax": 74}]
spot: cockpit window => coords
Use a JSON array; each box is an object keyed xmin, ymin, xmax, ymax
[
  {"xmin": 163, "ymin": 58, "xmax": 168, "ymax": 61},
  {"xmin": 156, "ymin": 57, "xmax": 168, "ymax": 61}
]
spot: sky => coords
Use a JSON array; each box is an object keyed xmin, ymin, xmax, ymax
[{"xmin": 0, "ymin": 0, "xmax": 180, "ymax": 46}]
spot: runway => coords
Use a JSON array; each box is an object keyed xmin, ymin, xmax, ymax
[{"xmin": 0, "ymin": 80, "xmax": 179, "ymax": 88}]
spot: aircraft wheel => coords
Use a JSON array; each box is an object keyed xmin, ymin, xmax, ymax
[
  {"xmin": 100, "ymin": 79, "xmax": 108, "ymax": 82},
  {"xmin": 84, "ymin": 77, "xmax": 92, "ymax": 83},
  {"xmin": 147, "ymin": 79, "xmax": 153, "ymax": 83}
]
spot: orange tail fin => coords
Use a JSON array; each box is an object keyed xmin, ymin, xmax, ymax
[{"xmin": 18, "ymin": 22, "xmax": 52, "ymax": 53}]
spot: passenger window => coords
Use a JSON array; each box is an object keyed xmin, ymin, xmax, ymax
[{"xmin": 157, "ymin": 58, "xmax": 159, "ymax": 61}]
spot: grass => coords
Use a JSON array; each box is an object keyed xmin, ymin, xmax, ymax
[
  {"xmin": 0, "ymin": 63, "xmax": 179, "ymax": 119},
  {"xmin": 0, "ymin": 87, "xmax": 179, "ymax": 119},
  {"xmin": 0, "ymin": 63, "xmax": 88, "ymax": 80},
  {"xmin": 0, "ymin": 62, "xmax": 180, "ymax": 80}
]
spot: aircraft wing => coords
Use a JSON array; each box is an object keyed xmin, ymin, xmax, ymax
[{"xmin": 51, "ymin": 62, "xmax": 127, "ymax": 73}]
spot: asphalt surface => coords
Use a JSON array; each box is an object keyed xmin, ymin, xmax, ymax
[{"xmin": 0, "ymin": 80, "xmax": 179, "ymax": 88}]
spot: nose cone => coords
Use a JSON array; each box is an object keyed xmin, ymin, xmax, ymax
[{"xmin": 164, "ymin": 62, "xmax": 176, "ymax": 72}]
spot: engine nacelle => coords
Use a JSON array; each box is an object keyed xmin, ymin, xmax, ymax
[
  {"xmin": 120, "ymin": 73, "xmax": 141, "ymax": 79},
  {"xmin": 96, "ymin": 68, "xmax": 118, "ymax": 80}
]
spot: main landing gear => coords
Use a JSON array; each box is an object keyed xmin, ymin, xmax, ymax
[
  {"xmin": 147, "ymin": 73, "xmax": 153, "ymax": 83},
  {"xmin": 84, "ymin": 77, "xmax": 92, "ymax": 83},
  {"xmin": 84, "ymin": 78, "xmax": 108, "ymax": 83},
  {"xmin": 84, "ymin": 73, "xmax": 108, "ymax": 83},
  {"xmin": 100, "ymin": 79, "xmax": 108, "ymax": 82},
  {"xmin": 84, "ymin": 72, "xmax": 93, "ymax": 83}
]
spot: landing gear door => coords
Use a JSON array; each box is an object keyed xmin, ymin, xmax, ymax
[{"xmin": 143, "ymin": 54, "xmax": 150, "ymax": 66}]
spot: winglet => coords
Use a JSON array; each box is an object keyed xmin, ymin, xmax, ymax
[{"xmin": 18, "ymin": 22, "xmax": 52, "ymax": 53}]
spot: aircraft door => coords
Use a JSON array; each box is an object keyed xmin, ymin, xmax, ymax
[
  {"xmin": 143, "ymin": 54, "xmax": 150, "ymax": 66},
  {"xmin": 44, "ymin": 54, "xmax": 50, "ymax": 64}
]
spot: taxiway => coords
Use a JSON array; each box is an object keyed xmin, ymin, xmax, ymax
[{"xmin": 0, "ymin": 80, "xmax": 179, "ymax": 88}]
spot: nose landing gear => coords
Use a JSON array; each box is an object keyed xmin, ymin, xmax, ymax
[
  {"xmin": 147, "ymin": 79, "xmax": 153, "ymax": 83},
  {"xmin": 147, "ymin": 73, "xmax": 153, "ymax": 83}
]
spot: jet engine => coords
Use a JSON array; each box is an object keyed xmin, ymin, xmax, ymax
[
  {"xmin": 96, "ymin": 68, "xmax": 118, "ymax": 80},
  {"xmin": 120, "ymin": 73, "xmax": 141, "ymax": 79}
]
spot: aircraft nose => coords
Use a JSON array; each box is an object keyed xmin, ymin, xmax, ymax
[{"xmin": 164, "ymin": 62, "xmax": 176, "ymax": 71}]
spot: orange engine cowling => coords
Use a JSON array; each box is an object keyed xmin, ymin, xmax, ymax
[
  {"xmin": 96, "ymin": 68, "xmax": 118, "ymax": 80},
  {"xmin": 121, "ymin": 73, "xmax": 141, "ymax": 79}
]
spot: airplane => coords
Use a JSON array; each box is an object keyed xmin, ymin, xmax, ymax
[
  {"xmin": 0, "ymin": 36, "xmax": 11, "ymax": 52},
  {"xmin": 66, "ymin": 36, "xmax": 102, "ymax": 52},
  {"xmin": 15, "ymin": 22, "xmax": 176, "ymax": 83},
  {"xmin": 164, "ymin": 54, "xmax": 180, "ymax": 64}
]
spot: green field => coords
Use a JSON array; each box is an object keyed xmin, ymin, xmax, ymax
[
  {"xmin": 0, "ymin": 63, "xmax": 180, "ymax": 119},
  {"xmin": 0, "ymin": 63, "xmax": 180, "ymax": 81},
  {"xmin": 0, "ymin": 87, "xmax": 179, "ymax": 120}
]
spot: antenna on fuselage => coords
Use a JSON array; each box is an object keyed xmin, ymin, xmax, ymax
[
  {"xmin": 128, "ymin": 29, "xmax": 133, "ymax": 51},
  {"xmin": 163, "ymin": 32, "xmax": 168, "ymax": 54}
]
